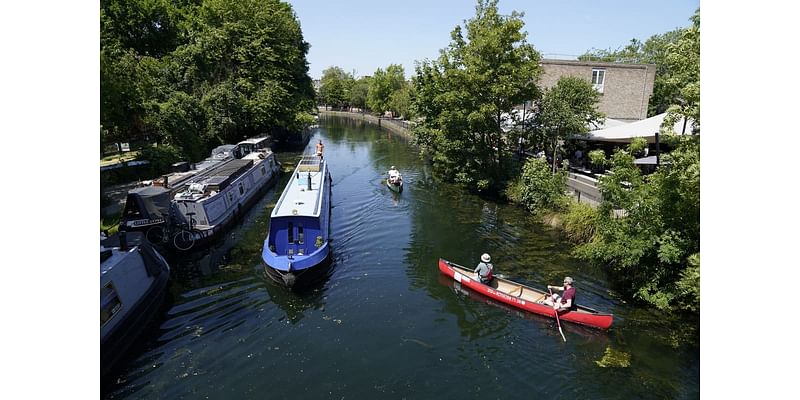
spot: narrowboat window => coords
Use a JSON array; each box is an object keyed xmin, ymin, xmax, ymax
[
  {"xmin": 101, "ymin": 282, "xmax": 122, "ymax": 327},
  {"xmin": 239, "ymin": 182, "xmax": 244, "ymax": 195},
  {"xmin": 288, "ymin": 222, "xmax": 294, "ymax": 243},
  {"xmin": 298, "ymin": 224, "xmax": 304, "ymax": 244},
  {"xmin": 261, "ymin": 166, "xmax": 266, "ymax": 176}
]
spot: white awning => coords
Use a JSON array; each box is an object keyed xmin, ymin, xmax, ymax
[{"xmin": 585, "ymin": 113, "xmax": 695, "ymax": 143}]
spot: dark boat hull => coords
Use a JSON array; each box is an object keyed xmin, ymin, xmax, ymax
[
  {"xmin": 264, "ymin": 251, "xmax": 333, "ymax": 288},
  {"xmin": 101, "ymin": 261, "xmax": 169, "ymax": 377},
  {"xmin": 438, "ymin": 259, "xmax": 613, "ymax": 330},
  {"xmin": 386, "ymin": 180, "xmax": 403, "ymax": 193}
]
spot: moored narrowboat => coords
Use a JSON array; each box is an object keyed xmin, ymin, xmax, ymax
[
  {"xmin": 101, "ymin": 231, "xmax": 170, "ymax": 377},
  {"xmin": 120, "ymin": 137, "xmax": 281, "ymax": 252}
]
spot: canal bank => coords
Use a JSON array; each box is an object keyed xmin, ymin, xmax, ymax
[{"xmin": 318, "ymin": 110, "xmax": 414, "ymax": 139}]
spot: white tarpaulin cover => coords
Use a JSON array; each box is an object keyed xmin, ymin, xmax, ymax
[{"xmin": 586, "ymin": 113, "xmax": 694, "ymax": 143}]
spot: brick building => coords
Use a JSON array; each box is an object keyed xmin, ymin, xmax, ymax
[{"xmin": 539, "ymin": 59, "xmax": 656, "ymax": 122}]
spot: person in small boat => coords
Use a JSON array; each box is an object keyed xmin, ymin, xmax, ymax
[
  {"xmin": 316, "ymin": 140, "xmax": 325, "ymax": 159},
  {"xmin": 474, "ymin": 253, "xmax": 494, "ymax": 284},
  {"xmin": 543, "ymin": 276, "xmax": 576, "ymax": 311},
  {"xmin": 388, "ymin": 166, "xmax": 401, "ymax": 184}
]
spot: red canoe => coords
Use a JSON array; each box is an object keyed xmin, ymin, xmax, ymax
[{"xmin": 439, "ymin": 258, "xmax": 613, "ymax": 330}]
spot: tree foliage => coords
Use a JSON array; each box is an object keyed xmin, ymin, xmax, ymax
[
  {"xmin": 505, "ymin": 157, "xmax": 567, "ymax": 213},
  {"xmin": 100, "ymin": 0, "xmax": 315, "ymax": 160},
  {"xmin": 368, "ymin": 64, "xmax": 405, "ymax": 115},
  {"xmin": 389, "ymin": 81, "xmax": 413, "ymax": 119},
  {"xmin": 575, "ymin": 137, "xmax": 700, "ymax": 313},
  {"xmin": 663, "ymin": 9, "xmax": 700, "ymax": 130},
  {"xmin": 532, "ymin": 76, "xmax": 604, "ymax": 172},
  {"xmin": 412, "ymin": 0, "xmax": 542, "ymax": 192},
  {"xmin": 320, "ymin": 66, "xmax": 354, "ymax": 109},
  {"xmin": 349, "ymin": 76, "xmax": 370, "ymax": 111}
]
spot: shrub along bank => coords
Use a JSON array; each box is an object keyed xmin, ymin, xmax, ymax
[{"xmin": 509, "ymin": 137, "xmax": 700, "ymax": 315}]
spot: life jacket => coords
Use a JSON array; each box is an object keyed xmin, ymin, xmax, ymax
[{"xmin": 482, "ymin": 262, "xmax": 493, "ymax": 281}]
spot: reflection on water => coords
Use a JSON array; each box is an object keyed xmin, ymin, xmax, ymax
[{"xmin": 103, "ymin": 117, "xmax": 699, "ymax": 399}]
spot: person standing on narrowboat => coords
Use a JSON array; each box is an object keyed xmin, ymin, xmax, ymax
[
  {"xmin": 544, "ymin": 276, "xmax": 577, "ymax": 311},
  {"xmin": 474, "ymin": 253, "xmax": 494, "ymax": 285},
  {"xmin": 316, "ymin": 140, "xmax": 325, "ymax": 160}
]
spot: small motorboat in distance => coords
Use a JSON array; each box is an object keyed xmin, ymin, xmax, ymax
[
  {"xmin": 438, "ymin": 258, "xmax": 613, "ymax": 330},
  {"xmin": 387, "ymin": 166, "xmax": 403, "ymax": 193}
]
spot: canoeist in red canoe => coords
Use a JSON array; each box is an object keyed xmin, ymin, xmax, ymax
[
  {"xmin": 543, "ymin": 276, "xmax": 577, "ymax": 311},
  {"xmin": 437, "ymin": 259, "xmax": 613, "ymax": 329},
  {"xmin": 473, "ymin": 253, "xmax": 494, "ymax": 284}
]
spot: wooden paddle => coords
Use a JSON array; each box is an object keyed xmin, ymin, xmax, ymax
[{"xmin": 549, "ymin": 288, "xmax": 567, "ymax": 342}]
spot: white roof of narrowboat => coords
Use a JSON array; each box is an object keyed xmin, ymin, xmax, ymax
[
  {"xmin": 237, "ymin": 136, "xmax": 271, "ymax": 145},
  {"xmin": 272, "ymin": 156, "xmax": 327, "ymax": 218}
]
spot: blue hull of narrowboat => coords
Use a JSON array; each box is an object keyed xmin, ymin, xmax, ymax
[{"xmin": 262, "ymin": 242, "xmax": 330, "ymax": 272}]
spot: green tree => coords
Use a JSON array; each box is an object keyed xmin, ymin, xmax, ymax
[
  {"xmin": 320, "ymin": 66, "xmax": 354, "ymax": 109},
  {"xmin": 412, "ymin": 0, "xmax": 542, "ymax": 192},
  {"xmin": 533, "ymin": 76, "xmax": 604, "ymax": 172},
  {"xmin": 663, "ymin": 9, "xmax": 700, "ymax": 130},
  {"xmin": 367, "ymin": 64, "xmax": 405, "ymax": 115},
  {"xmin": 389, "ymin": 81, "xmax": 413, "ymax": 119},
  {"xmin": 101, "ymin": 0, "xmax": 316, "ymax": 159},
  {"xmin": 575, "ymin": 136, "xmax": 700, "ymax": 313},
  {"xmin": 505, "ymin": 156, "xmax": 567, "ymax": 213},
  {"xmin": 146, "ymin": 91, "xmax": 209, "ymax": 161},
  {"xmin": 349, "ymin": 76, "xmax": 371, "ymax": 112}
]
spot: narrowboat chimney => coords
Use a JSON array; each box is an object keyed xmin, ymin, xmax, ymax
[
  {"xmin": 119, "ymin": 230, "xmax": 128, "ymax": 251},
  {"xmin": 307, "ymin": 172, "xmax": 312, "ymax": 191}
]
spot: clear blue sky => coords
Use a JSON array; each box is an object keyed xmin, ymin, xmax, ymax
[{"xmin": 287, "ymin": 0, "xmax": 699, "ymax": 80}]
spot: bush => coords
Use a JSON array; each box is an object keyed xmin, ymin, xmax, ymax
[
  {"xmin": 588, "ymin": 149, "xmax": 607, "ymax": 173},
  {"xmin": 628, "ymin": 137, "xmax": 648, "ymax": 157},
  {"xmin": 505, "ymin": 157, "xmax": 567, "ymax": 213},
  {"xmin": 562, "ymin": 200, "xmax": 598, "ymax": 243},
  {"xmin": 138, "ymin": 145, "xmax": 183, "ymax": 176}
]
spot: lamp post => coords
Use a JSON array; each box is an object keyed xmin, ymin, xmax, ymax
[{"xmin": 655, "ymin": 130, "xmax": 660, "ymax": 167}]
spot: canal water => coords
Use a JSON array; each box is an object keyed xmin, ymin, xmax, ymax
[{"xmin": 103, "ymin": 116, "xmax": 699, "ymax": 399}]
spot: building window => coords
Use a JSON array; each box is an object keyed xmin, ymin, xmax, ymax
[
  {"xmin": 592, "ymin": 69, "xmax": 605, "ymax": 93},
  {"xmin": 101, "ymin": 282, "xmax": 122, "ymax": 327}
]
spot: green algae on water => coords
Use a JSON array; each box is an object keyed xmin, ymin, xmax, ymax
[{"xmin": 595, "ymin": 346, "xmax": 631, "ymax": 368}]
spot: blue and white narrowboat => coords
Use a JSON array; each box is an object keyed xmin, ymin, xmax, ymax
[{"xmin": 262, "ymin": 155, "xmax": 332, "ymax": 287}]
